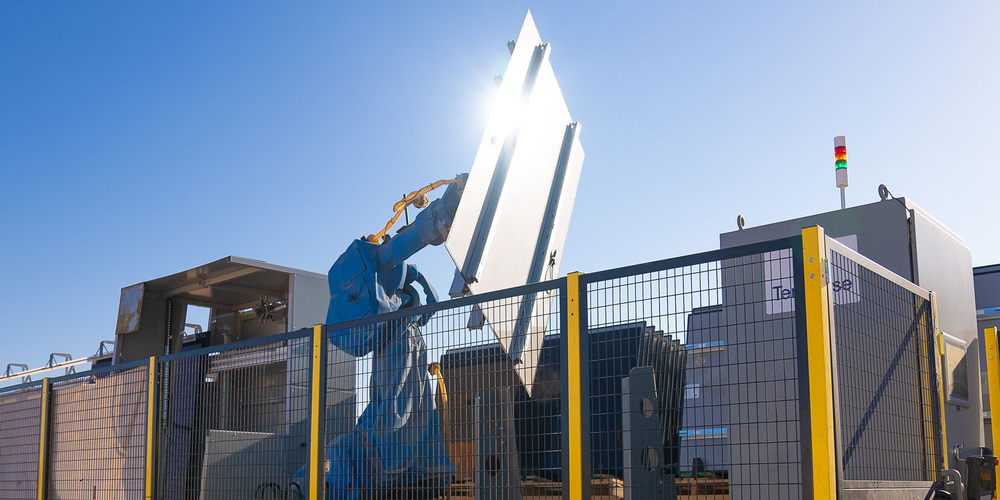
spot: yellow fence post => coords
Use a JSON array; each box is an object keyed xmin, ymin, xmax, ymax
[
  {"xmin": 930, "ymin": 292, "xmax": 949, "ymax": 468},
  {"xmin": 36, "ymin": 377, "xmax": 50, "ymax": 500},
  {"xmin": 145, "ymin": 357, "xmax": 158, "ymax": 500},
  {"xmin": 565, "ymin": 271, "xmax": 586, "ymax": 499},
  {"xmin": 310, "ymin": 324, "xmax": 325, "ymax": 500},
  {"xmin": 801, "ymin": 226, "xmax": 837, "ymax": 499},
  {"xmin": 984, "ymin": 327, "xmax": 1000, "ymax": 459}
]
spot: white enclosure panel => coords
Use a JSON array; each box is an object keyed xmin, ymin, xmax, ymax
[
  {"xmin": 446, "ymin": 12, "xmax": 544, "ymax": 269},
  {"xmin": 445, "ymin": 11, "xmax": 584, "ymax": 394}
]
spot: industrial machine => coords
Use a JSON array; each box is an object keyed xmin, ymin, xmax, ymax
[
  {"xmin": 291, "ymin": 175, "xmax": 465, "ymax": 498},
  {"xmin": 5, "ymin": 10, "xmax": 998, "ymax": 500},
  {"xmin": 110, "ymin": 257, "xmax": 357, "ymax": 500},
  {"xmin": 292, "ymin": 12, "xmax": 587, "ymax": 499},
  {"xmin": 1, "ymin": 11, "xmax": 590, "ymax": 500},
  {"xmin": 718, "ymin": 194, "xmax": 986, "ymax": 499},
  {"xmin": 721, "ymin": 196, "xmax": 982, "ymax": 471}
]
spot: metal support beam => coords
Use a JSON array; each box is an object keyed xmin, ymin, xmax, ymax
[
  {"xmin": 986, "ymin": 328, "xmax": 1000, "ymax": 454},
  {"xmin": 309, "ymin": 324, "xmax": 327, "ymax": 500},
  {"xmin": 0, "ymin": 357, "xmax": 91, "ymax": 383},
  {"xmin": 154, "ymin": 267, "xmax": 261, "ymax": 298},
  {"xmin": 145, "ymin": 357, "xmax": 158, "ymax": 500},
  {"xmin": 36, "ymin": 378, "xmax": 50, "ymax": 500},
  {"xmin": 562, "ymin": 272, "xmax": 591, "ymax": 499},
  {"xmin": 930, "ymin": 292, "xmax": 949, "ymax": 469},
  {"xmin": 801, "ymin": 226, "xmax": 837, "ymax": 498}
]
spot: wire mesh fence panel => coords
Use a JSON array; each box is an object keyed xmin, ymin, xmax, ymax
[
  {"xmin": 48, "ymin": 365, "xmax": 149, "ymax": 500},
  {"xmin": 0, "ymin": 386, "xmax": 42, "ymax": 499},
  {"xmin": 828, "ymin": 249, "xmax": 942, "ymax": 482},
  {"xmin": 158, "ymin": 332, "xmax": 314, "ymax": 500},
  {"xmin": 584, "ymin": 245, "xmax": 805, "ymax": 500},
  {"xmin": 321, "ymin": 281, "xmax": 566, "ymax": 500}
]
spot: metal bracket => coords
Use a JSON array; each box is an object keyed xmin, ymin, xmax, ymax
[
  {"xmin": 3, "ymin": 363, "xmax": 29, "ymax": 382},
  {"xmin": 623, "ymin": 366, "xmax": 677, "ymax": 500},
  {"xmin": 938, "ymin": 469, "xmax": 965, "ymax": 499},
  {"xmin": 475, "ymin": 387, "xmax": 522, "ymax": 500}
]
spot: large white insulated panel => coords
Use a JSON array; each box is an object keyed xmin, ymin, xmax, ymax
[{"xmin": 445, "ymin": 11, "xmax": 584, "ymax": 394}]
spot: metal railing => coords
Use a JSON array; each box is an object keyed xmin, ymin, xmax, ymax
[
  {"xmin": 0, "ymin": 383, "xmax": 42, "ymax": 499},
  {"xmin": 0, "ymin": 226, "xmax": 948, "ymax": 499},
  {"xmin": 155, "ymin": 331, "xmax": 314, "ymax": 500},
  {"xmin": 581, "ymin": 236, "xmax": 809, "ymax": 499},
  {"xmin": 825, "ymin": 236, "xmax": 945, "ymax": 491}
]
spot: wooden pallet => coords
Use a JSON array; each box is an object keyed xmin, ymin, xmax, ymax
[
  {"xmin": 435, "ymin": 475, "xmax": 730, "ymax": 499},
  {"xmin": 676, "ymin": 476, "xmax": 729, "ymax": 499},
  {"xmin": 437, "ymin": 476, "xmax": 624, "ymax": 499}
]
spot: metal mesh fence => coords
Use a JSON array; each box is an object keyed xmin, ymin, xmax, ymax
[
  {"xmin": 48, "ymin": 364, "xmax": 149, "ymax": 499},
  {"xmin": 0, "ymin": 385, "xmax": 42, "ymax": 499},
  {"xmin": 157, "ymin": 331, "xmax": 314, "ymax": 500},
  {"xmin": 828, "ymin": 248, "xmax": 942, "ymax": 482},
  {"xmin": 583, "ymin": 243, "xmax": 806, "ymax": 499},
  {"xmin": 0, "ymin": 235, "xmax": 956, "ymax": 499},
  {"xmin": 320, "ymin": 281, "xmax": 565, "ymax": 500}
]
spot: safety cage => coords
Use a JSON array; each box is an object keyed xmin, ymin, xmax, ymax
[{"xmin": 0, "ymin": 227, "xmax": 947, "ymax": 499}]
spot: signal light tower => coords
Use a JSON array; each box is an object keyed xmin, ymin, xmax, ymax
[{"xmin": 835, "ymin": 136, "xmax": 848, "ymax": 209}]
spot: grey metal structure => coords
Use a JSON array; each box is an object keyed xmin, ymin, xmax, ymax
[
  {"xmin": 0, "ymin": 230, "xmax": 959, "ymax": 498},
  {"xmin": 677, "ymin": 229, "xmax": 944, "ymax": 498},
  {"xmin": 825, "ymin": 239, "xmax": 943, "ymax": 496},
  {"xmin": 679, "ymin": 248, "xmax": 804, "ymax": 499},
  {"xmin": 474, "ymin": 388, "xmax": 522, "ymax": 500},
  {"xmin": 111, "ymin": 256, "xmax": 355, "ymax": 428},
  {"xmin": 113, "ymin": 256, "xmax": 333, "ymax": 363},
  {"xmin": 622, "ymin": 366, "xmax": 674, "ymax": 500},
  {"xmin": 110, "ymin": 256, "xmax": 355, "ymax": 498},
  {"xmin": 720, "ymin": 197, "xmax": 981, "ymax": 473},
  {"xmin": 198, "ymin": 430, "xmax": 304, "ymax": 500}
]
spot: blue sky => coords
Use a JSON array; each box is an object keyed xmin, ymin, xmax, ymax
[{"xmin": 1, "ymin": 2, "xmax": 998, "ymax": 369}]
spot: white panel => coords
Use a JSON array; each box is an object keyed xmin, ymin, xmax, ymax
[
  {"xmin": 445, "ymin": 12, "xmax": 584, "ymax": 394},
  {"xmin": 446, "ymin": 12, "xmax": 543, "ymax": 268},
  {"xmin": 288, "ymin": 273, "xmax": 331, "ymax": 331}
]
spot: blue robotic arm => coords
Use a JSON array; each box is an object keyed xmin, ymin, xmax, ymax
[
  {"xmin": 300, "ymin": 174, "xmax": 466, "ymax": 499},
  {"xmin": 326, "ymin": 174, "xmax": 466, "ymax": 336}
]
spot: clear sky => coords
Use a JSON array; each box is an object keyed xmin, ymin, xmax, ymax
[{"xmin": 1, "ymin": 2, "xmax": 998, "ymax": 370}]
